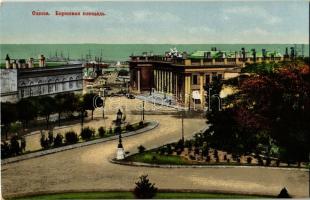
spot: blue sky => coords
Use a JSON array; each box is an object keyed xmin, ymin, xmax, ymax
[{"xmin": 0, "ymin": 1, "xmax": 308, "ymax": 44}]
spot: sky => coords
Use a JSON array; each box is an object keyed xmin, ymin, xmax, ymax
[{"xmin": 0, "ymin": 1, "xmax": 309, "ymax": 44}]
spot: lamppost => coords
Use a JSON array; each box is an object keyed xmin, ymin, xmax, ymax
[
  {"xmin": 181, "ymin": 110, "xmax": 184, "ymax": 142},
  {"xmin": 141, "ymin": 101, "xmax": 145, "ymax": 121},
  {"xmin": 116, "ymin": 109, "xmax": 125, "ymax": 160}
]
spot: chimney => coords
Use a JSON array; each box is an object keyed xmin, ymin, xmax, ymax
[
  {"xmin": 12, "ymin": 60, "xmax": 17, "ymax": 69},
  {"xmin": 39, "ymin": 55, "xmax": 45, "ymax": 67},
  {"xmin": 5, "ymin": 54, "xmax": 11, "ymax": 69},
  {"xmin": 28, "ymin": 58, "xmax": 34, "ymax": 68}
]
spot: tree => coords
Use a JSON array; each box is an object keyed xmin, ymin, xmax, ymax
[
  {"xmin": 38, "ymin": 96, "xmax": 56, "ymax": 129},
  {"xmin": 1, "ymin": 102, "xmax": 17, "ymax": 139},
  {"xmin": 54, "ymin": 93, "xmax": 66, "ymax": 126},
  {"xmin": 17, "ymin": 97, "xmax": 38, "ymax": 129},
  {"xmin": 133, "ymin": 175, "xmax": 158, "ymax": 199},
  {"xmin": 83, "ymin": 93, "xmax": 97, "ymax": 120}
]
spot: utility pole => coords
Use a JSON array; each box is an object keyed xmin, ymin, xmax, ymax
[
  {"xmin": 142, "ymin": 101, "xmax": 145, "ymax": 121},
  {"xmin": 181, "ymin": 110, "xmax": 184, "ymax": 142}
]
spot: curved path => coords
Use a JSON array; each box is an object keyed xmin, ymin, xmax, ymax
[{"xmin": 1, "ymin": 99, "xmax": 309, "ymax": 198}]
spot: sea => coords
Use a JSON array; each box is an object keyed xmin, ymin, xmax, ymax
[{"xmin": 0, "ymin": 44, "xmax": 309, "ymax": 63}]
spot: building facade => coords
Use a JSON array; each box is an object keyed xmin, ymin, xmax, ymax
[
  {"xmin": 0, "ymin": 65, "xmax": 83, "ymax": 102},
  {"xmin": 129, "ymin": 48, "xmax": 287, "ymax": 109}
]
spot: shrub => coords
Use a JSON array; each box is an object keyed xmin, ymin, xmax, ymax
[
  {"xmin": 80, "ymin": 127, "xmax": 95, "ymax": 140},
  {"xmin": 48, "ymin": 131, "xmax": 54, "ymax": 146},
  {"xmin": 126, "ymin": 124, "xmax": 134, "ymax": 132},
  {"xmin": 1, "ymin": 141, "xmax": 11, "ymax": 159},
  {"xmin": 266, "ymin": 158, "xmax": 271, "ymax": 166},
  {"xmin": 258, "ymin": 157, "xmax": 264, "ymax": 166},
  {"xmin": 138, "ymin": 145, "xmax": 146, "ymax": 153},
  {"xmin": 54, "ymin": 134, "xmax": 63, "ymax": 147},
  {"xmin": 216, "ymin": 157, "xmax": 220, "ymax": 162},
  {"xmin": 206, "ymin": 155, "xmax": 211, "ymax": 162},
  {"xmin": 40, "ymin": 134, "xmax": 49, "ymax": 149},
  {"xmin": 10, "ymin": 135, "xmax": 21, "ymax": 155},
  {"xmin": 214, "ymin": 150, "xmax": 219, "ymax": 159},
  {"xmin": 138, "ymin": 121, "xmax": 144, "ymax": 128},
  {"xmin": 190, "ymin": 155, "xmax": 196, "ymax": 160},
  {"xmin": 175, "ymin": 139, "xmax": 184, "ymax": 152},
  {"xmin": 194, "ymin": 147, "xmax": 200, "ymax": 155},
  {"xmin": 20, "ymin": 137, "xmax": 26, "ymax": 152},
  {"xmin": 108, "ymin": 127, "xmax": 113, "ymax": 135},
  {"xmin": 158, "ymin": 147, "xmax": 166, "ymax": 155},
  {"xmin": 133, "ymin": 175, "xmax": 158, "ymax": 199},
  {"xmin": 247, "ymin": 157, "xmax": 252, "ymax": 164},
  {"xmin": 166, "ymin": 144, "xmax": 173, "ymax": 155},
  {"xmin": 184, "ymin": 140, "xmax": 192, "ymax": 150},
  {"xmin": 227, "ymin": 158, "xmax": 230, "ymax": 163},
  {"xmin": 98, "ymin": 127, "xmax": 105, "ymax": 138},
  {"xmin": 65, "ymin": 131, "xmax": 79, "ymax": 144},
  {"xmin": 277, "ymin": 187, "xmax": 291, "ymax": 198},
  {"xmin": 276, "ymin": 159, "xmax": 280, "ymax": 167}
]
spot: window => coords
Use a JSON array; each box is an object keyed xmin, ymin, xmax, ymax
[
  {"xmin": 48, "ymin": 79, "xmax": 53, "ymax": 93},
  {"xmin": 69, "ymin": 77, "xmax": 73, "ymax": 89},
  {"xmin": 29, "ymin": 81, "xmax": 34, "ymax": 96},
  {"xmin": 76, "ymin": 76, "xmax": 80, "ymax": 88},
  {"xmin": 62, "ymin": 78, "xmax": 67, "ymax": 91},
  {"xmin": 55, "ymin": 79, "xmax": 59, "ymax": 92},
  {"xmin": 38, "ymin": 80, "xmax": 42, "ymax": 95},
  {"xmin": 192, "ymin": 75, "xmax": 198, "ymax": 85},
  {"xmin": 20, "ymin": 82, "xmax": 25, "ymax": 98}
]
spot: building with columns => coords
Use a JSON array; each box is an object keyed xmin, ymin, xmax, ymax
[
  {"xmin": 129, "ymin": 48, "xmax": 287, "ymax": 109},
  {"xmin": 1, "ymin": 60, "xmax": 83, "ymax": 102}
]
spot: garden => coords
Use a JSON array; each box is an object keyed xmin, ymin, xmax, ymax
[{"xmin": 126, "ymin": 60, "xmax": 310, "ymax": 168}]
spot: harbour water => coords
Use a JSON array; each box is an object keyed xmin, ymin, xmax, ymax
[{"xmin": 0, "ymin": 44, "xmax": 308, "ymax": 62}]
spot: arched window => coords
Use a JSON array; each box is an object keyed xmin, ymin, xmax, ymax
[
  {"xmin": 20, "ymin": 82, "xmax": 26, "ymax": 98},
  {"xmin": 38, "ymin": 80, "xmax": 42, "ymax": 95},
  {"xmin": 29, "ymin": 81, "xmax": 34, "ymax": 96},
  {"xmin": 69, "ymin": 77, "xmax": 73, "ymax": 89},
  {"xmin": 48, "ymin": 79, "xmax": 53, "ymax": 93},
  {"xmin": 76, "ymin": 76, "xmax": 80, "ymax": 88},
  {"xmin": 62, "ymin": 78, "xmax": 67, "ymax": 91},
  {"xmin": 55, "ymin": 79, "xmax": 59, "ymax": 92}
]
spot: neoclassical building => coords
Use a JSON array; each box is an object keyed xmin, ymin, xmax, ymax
[
  {"xmin": 129, "ymin": 48, "xmax": 288, "ymax": 109},
  {"xmin": 1, "ymin": 64, "xmax": 83, "ymax": 102}
]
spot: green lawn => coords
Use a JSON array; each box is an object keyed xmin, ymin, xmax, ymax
[
  {"xmin": 12, "ymin": 191, "xmax": 270, "ymax": 199},
  {"xmin": 125, "ymin": 151, "xmax": 189, "ymax": 165}
]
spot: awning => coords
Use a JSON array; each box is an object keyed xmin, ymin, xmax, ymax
[{"xmin": 192, "ymin": 90, "xmax": 201, "ymax": 100}]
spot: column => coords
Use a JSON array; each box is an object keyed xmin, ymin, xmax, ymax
[
  {"xmin": 137, "ymin": 70, "xmax": 141, "ymax": 93},
  {"xmin": 200, "ymin": 73, "xmax": 204, "ymax": 109},
  {"xmin": 184, "ymin": 74, "xmax": 191, "ymax": 108}
]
